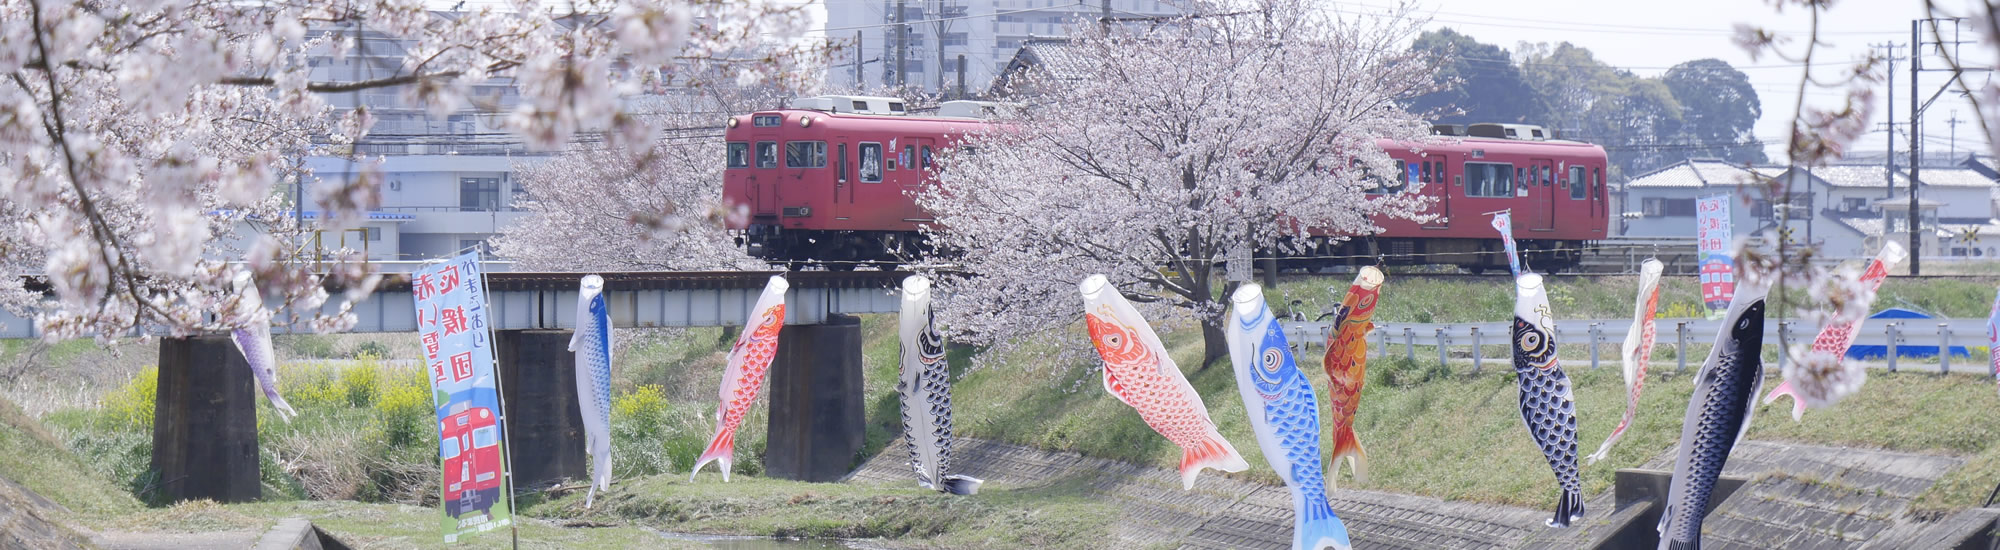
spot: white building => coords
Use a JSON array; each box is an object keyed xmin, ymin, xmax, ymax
[
  {"xmin": 1616, "ymin": 159, "xmax": 1788, "ymax": 239},
  {"xmin": 1619, "ymin": 159, "xmax": 1999, "ymax": 260},
  {"xmin": 294, "ymin": 23, "xmax": 543, "ymax": 262},
  {"xmin": 821, "ymin": 0, "xmax": 1177, "ymax": 93}
]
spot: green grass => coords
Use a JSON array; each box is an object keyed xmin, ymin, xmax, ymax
[
  {"xmin": 0, "ymin": 392, "xmax": 140, "ymax": 518},
  {"xmin": 529, "ymin": 473, "xmax": 1119, "ymax": 549},
  {"xmin": 4, "ymin": 272, "xmax": 1993, "ymax": 545},
  {"xmin": 931, "ymin": 274, "xmax": 2000, "ymax": 512}
]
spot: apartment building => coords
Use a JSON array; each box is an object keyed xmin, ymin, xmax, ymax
[{"xmin": 821, "ymin": 0, "xmax": 1178, "ymax": 93}]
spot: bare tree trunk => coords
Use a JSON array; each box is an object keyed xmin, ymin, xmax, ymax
[
  {"xmin": 1260, "ymin": 255, "xmax": 1279, "ymax": 289},
  {"xmin": 1199, "ymin": 278, "xmax": 1242, "ymax": 371}
]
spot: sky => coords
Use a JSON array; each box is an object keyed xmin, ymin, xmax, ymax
[{"xmin": 1327, "ymin": 0, "xmax": 1992, "ymax": 165}]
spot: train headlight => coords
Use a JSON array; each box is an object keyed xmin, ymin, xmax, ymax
[
  {"xmin": 800, "ymin": 116, "xmax": 813, "ymax": 128},
  {"xmin": 727, "ymin": 118, "xmax": 739, "ymax": 128}
]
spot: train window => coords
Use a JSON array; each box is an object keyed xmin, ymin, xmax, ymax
[
  {"xmin": 921, "ymin": 146, "xmax": 934, "ymax": 169},
  {"xmin": 1465, "ymin": 162, "xmax": 1514, "ymax": 197},
  {"xmin": 1569, "ymin": 166, "xmax": 1587, "ymax": 199},
  {"xmin": 859, "ymin": 143, "xmax": 883, "ymax": 182},
  {"xmin": 1542, "ymin": 166, "xmax": 1554, "ymax": 187},
  {"xmin": 904, "ymin": 145, "xmax": 916, "ymax": 172},
  {"xmin": 440, "ymin": 437, "xmax": 461, "ymax": 460},
  {"xmin": 784, "ymin": 141, "xmax": 827, "ymax": 168},
  {"xmin": 837, "ymin": 144, "xmax": 848, "ymax": 182},
  {"xmin": 755, "ymin": 141, "xmax": 777, "ymax": 169},
  {"xmin": 726, "ymin": 142, "xmax": 749, "ymax": 169},
  {"xmin": 472, "ymin": 426, "xmax": 498, "ymax": 448}
]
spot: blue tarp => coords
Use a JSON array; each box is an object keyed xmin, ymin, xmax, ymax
[{"xmin": 1846, "ymin": 308, "xmax": 1975, "ymax": 360}]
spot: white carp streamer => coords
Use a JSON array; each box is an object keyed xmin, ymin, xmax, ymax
[{"xmin": 1586, "ymin": 259, "xmax": 1663, "ymax": 465}]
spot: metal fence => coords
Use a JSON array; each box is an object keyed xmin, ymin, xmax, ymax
[{"xmin": 1282, "ymin": 317, "xmax": 1992, "ymax": 375}]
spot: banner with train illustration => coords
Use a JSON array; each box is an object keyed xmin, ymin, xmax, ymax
[{"xmin": 413, "ymin": 252, "xmax": 514, "ymax": 542}]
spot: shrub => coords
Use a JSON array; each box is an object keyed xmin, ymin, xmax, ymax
[
  {"xmin": 347, "ymin": 341, "xmax": 392, "ymax": 360},
  {"xmin": 100, "ymin": 367, "xmax": 157, "ymax": 431},
  {"xmin": 610, "ymin": 385, "xmax": 679, "ymax": 479}
]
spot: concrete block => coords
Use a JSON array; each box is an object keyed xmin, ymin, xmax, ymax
[
  {"xmin": 765, "ymin": 314, "xmax": 865, "ymax": 482},
  {"xmin": 493, "ymin": 330, "xmax": 586, "ymax": 490},
  {"xmin": 152, "ymin": 335, "xmax": 260, "ymax": 504}
]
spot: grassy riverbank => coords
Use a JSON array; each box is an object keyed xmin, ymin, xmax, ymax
[{"xmin": 3, "ymin": 272, "xmax": 1994, "ymax": 546}]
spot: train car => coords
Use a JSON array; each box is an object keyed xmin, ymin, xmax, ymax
[
  {"xmin": 720, "ymin": 96, "xmax": 987, "ymax": 269},
  {"xmin": 720, "ymin": 97, "xmax": 1609, "ymax": 271},
  {"xmin": 1309, "ymin": 123, "xmax": 1612, "ymax": 272},
  {"xmin": 440, "ymin": 401, "xmax": 502, "ymax": 519}
]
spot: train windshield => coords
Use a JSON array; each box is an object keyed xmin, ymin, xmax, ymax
[
  {"xmin": 727, "ymin": 143, "xmax": 749, "ymax": 168},
  {"xmin": 441, "ymin": 437, "xmax": 461, "ymax": 459},
  {"xmin": 472, "ymin": 426, "xmax": 498, "ymax": 449}
]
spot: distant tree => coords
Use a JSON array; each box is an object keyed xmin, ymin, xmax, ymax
[
  {"xmin": 921, "ymin": 0, "xmax": 1438, "ymax": 369},
  {"xmin": 1586, "ymin": 77, "xmax": 1685, "ymax": 179},
  {"xmin": 1408, "ymin": 28, "xmax": 1546, "ymax": 125},
  {"xmin": 1662, "ymin": 59, "xmax": 1767, "ymax": 165}
]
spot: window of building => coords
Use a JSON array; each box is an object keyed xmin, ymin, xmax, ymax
[
  {"xmin": 1642, "ymin": 197, "xmax": 1697, "ymax": 217},
  {"xmin": 460, "ymin": 177, "xmax": 500, "ymax": 210},
  {"xmin": 1842, "ymin": 197, "xmax": 1869, "ymax": 211},
  {"xmin": 859, "ymin": 143, "xmax": 883, "ymax": 182},
  {"xmin": 1464, "ymin": 162, "xmax": 1514, "ymax": 197},
  {"xmin": 755, "ymin": 141, "xmax": 777, "ymax": 168},
  {"xmin": 363, "ymin": 227, "xmax": 381, "ymax": 241},
  {"xmin": 459, "ymin": 238, "xmax": 490, "ymax": 257},
  {"xmin": 785, "ymin": 141, "xmax": 827, "ymax": 168},
  {"xmin": 1569, "ymin": 166, "xmax": 1587, "ymax": 199},
  {"xmin": 727, "ymin": 142, "xmax": 749, "ymax": 168}
]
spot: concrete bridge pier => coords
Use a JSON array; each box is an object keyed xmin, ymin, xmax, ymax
[
  {"xmin": 765, "ymin": 313, "xmax": 866, "ymax": 482},
  {"xmin": 493, "ymin": 329, "xmax": 587, "ymax": 490},
  {"xmin": 151, "ymin": 334, "xmax": 260, "ymax": 503}
]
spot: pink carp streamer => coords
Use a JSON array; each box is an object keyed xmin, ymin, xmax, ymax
[
  {"xmin": 1762, "ymin": 242, "xmax": 1906, "ymax": 420},
  {"xmin": 1585, "ymin": 259, "xmax": 1662, "ymax": 465},
  {"xmin": 691, "ymin": 276, "xmax": 788, "ymax": 482},
  {"xmin": 1987, "ymin": 287, "xmax": 1999, "ymax": 398},
  {"xmin": 1080, "ymin": 275, "xmax": 1249, "ymax": 490}
]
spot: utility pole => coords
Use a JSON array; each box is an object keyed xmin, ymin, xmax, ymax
[
  {"xmin": 934, "ymin": 0, "xmax": 947, "ymax": 93},
  {"xmin": 1911, "ymin": 19, "xmax": 1923, "ymax": 275},
  {"xmin": 1948, "ymin": 110, "xmax": 1963, "ymax": 159},
  {"xmin": 1883, "ymin": 42, "xmax": 1902, "ymax": 199},
  {"xmin": 854, "ymin": 31, "xmax": 864, "ymax": 89},
  {"xmin": 956, "ymin": 54, "xmax": 966, "ymax": 100},
  {"xmin": 895, "ymin": 0, "xmax": 908, "ymax": 89},
  {"xmin": 1905, "ymin": 18, "xmax": 1984, "ymax": 274}
]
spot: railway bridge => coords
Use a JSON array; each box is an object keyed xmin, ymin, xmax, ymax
[{"xmin": 1, "ymin": 269, "xmax": 911, "ymax": 503}]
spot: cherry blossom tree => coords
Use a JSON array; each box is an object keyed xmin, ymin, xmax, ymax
[
  {"xmin": 0, "ymin": 0, "xmax": 819, "ymax": 341},
  {"xmin": 919, "ymin": 0, "xmax": 1439, "ymax": 368},
  {"xmin": 493, "ymin": 91, "xmax": 773, "ymax": 272}
]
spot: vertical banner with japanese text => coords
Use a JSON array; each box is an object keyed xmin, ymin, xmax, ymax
[
  {"xmin": 1491, "ymin": 210, "xmax": 1522, "ymax": 277},
  {"xmin": 413, "ymin": 253, "xmax": 513, "ymax": 542},
  {"xmin": 1696, "ymin": 194, "xmax": 1735, "ymax": 320}
]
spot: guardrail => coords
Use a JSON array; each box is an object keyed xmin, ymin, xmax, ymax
[{"xmin": 1281, "ymin": 317, "xmax": 1992, "ymax": 375}]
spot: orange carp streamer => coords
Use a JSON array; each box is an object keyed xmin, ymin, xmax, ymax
[{"xmin": 1321, "ymin": 266, "xmax": 1383, "ymax": 488}]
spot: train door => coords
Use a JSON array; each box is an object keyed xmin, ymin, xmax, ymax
[
  {"xmin": 845, "ymin": 138, "xmax": 882, "ymax": 223},
  {"xmin": 1531, "ymin": 158, "xmax": 1556, "ymax": 231},
  {"xmin": 1420, "ymin": 153, "xmax": 1450, "ymax": 229},
  {"xmin": 905, "ymin": 138, "xmax": 939, "ymax": 225}
]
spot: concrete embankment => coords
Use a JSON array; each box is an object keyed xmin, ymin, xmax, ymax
[{"xmin": 850, "ymin": 437, "xmax": 1997, "ymax": 548}]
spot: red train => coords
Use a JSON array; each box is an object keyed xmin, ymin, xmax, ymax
[
  {"xmin": 720, "ymin": 96, "xmax": 1610, "ymax": 272},
  {"xmin": 440, "ymin": 402, "xmax": 502, "ymax": 520}
]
